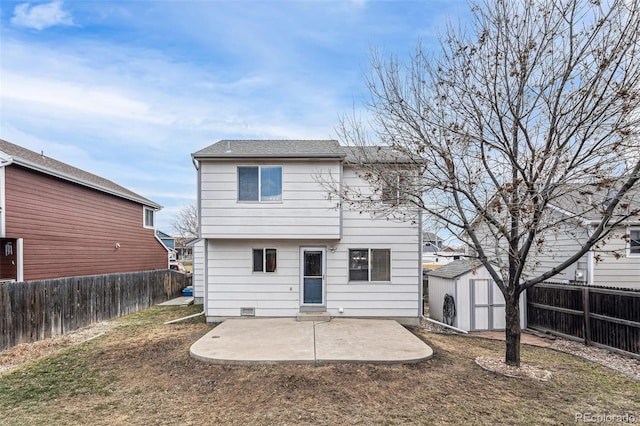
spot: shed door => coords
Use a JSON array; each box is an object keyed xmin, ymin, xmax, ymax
[{"xmin": 471, "ymin": 279, "xmax": 505, "ymax": 330}]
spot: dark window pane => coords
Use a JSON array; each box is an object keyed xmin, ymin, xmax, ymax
[
  {"xmin": 261, "ymin": 166, "xmax": 282, "ymax": 201},
  {"xmin": 265, "ymin": 249, "xmax": 277, "ymax": 272},
  {"xmin": 371, "ymin": 249, "xmax": 391, "ymax": 281},
  {"xmin": 144, "ymin": 208, "xmax": 154, "ymax": 227},
  {"xmin": 304, "ymin": 251, "xmax": 322, "ymax": 276},
  {"xmin": 238, "ymin": 167, "xmax": 259, "ymax": 201},
  {"xmin": 253, "ymin": 249, "xmax": 263, "ymax": 272},
  {"xmin": 349, "ymin": 249, "xmax": 368, "ymax": 281},
  {"xmin": 631, "ymin": 230, "xmax": 640, "ymax": 254}
]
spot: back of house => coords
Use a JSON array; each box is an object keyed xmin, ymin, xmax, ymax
[{"xmin": 191, "ymin": 140, "xmax": 422, "ymax": 325}]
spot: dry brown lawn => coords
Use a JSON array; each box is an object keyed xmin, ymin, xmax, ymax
[{"xmin": 1, "ymin": 305, "xmax": 638, "ymax": 425}]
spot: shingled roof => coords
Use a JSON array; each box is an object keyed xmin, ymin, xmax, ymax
[
  {"xmin": 427, "ymin": 259, "xmax": 478, "ymax": 279},
  {"xmin": 0, "ymin": 139, "xmax": 160, "ymax": 209},
  {"xmin": 192, "ymin": 140, "xmax": 421, "ymax": 165},
  {"xmin": 192, "ymin": 140, "xmax": 345, "ymax": 159}
]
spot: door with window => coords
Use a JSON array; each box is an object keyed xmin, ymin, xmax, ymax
[{"xmin": 300, "ymin": 247, "xmax": 325, "ymax": 307}]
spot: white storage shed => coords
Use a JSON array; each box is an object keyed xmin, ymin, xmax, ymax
[{"xmin": 428, "ymin": 260, "xmax": 525, "ymax": 332}]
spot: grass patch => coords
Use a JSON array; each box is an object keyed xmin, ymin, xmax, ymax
[
  {"xmin": 0, "ymin": 306, "xmax": 638, "ymax": 425},
  {"xmin": 0, "ymin": 345, "xmax": 114, "ymax": 405}
]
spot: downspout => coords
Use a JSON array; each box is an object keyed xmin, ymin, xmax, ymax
[
  {"xmin": 0, "ymin": 155, "xmax": 14, "ymax": 238},
  {"xmin": 339, "ymin": 160, "xmax": 344, "ymax": 240},
  {"xmin": 418, "ymin": 213, "xmax": 424, "ymax": 317},
  {"xmin": 192, "ymin": 156, "xmax": 207, "ymax": 317}
]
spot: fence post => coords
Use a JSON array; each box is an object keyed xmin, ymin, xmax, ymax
[{"xmin": 583, "ymin": 287, "xmax": 591, "ymax": 346}]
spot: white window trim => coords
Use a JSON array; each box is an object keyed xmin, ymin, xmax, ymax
[
  {"xmin": 237, "ymin": 165, "xmax": 283, "ymax": 203},
  {"xmin": 627, "ymin": 226, "xmax": 640, "ymax": 258},
  {"xmin": 252, "ymin": 247, "xmax": 278, "ymax": 273},
  {"xmin": 143, "ymin": 206, "xmax": 155, "ymax": 229},
  {"xmin": 348, "ymin": 248, "xmax": 392, "ymax": 283}
]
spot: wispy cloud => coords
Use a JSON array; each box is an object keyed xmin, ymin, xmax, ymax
[{"xmin": 11, "ymin": 0, "xmax": 74, "ymax": 30}]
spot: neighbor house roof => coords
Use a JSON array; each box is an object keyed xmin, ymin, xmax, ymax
[
  {"xmin": 192, "ymin": 140, "xmax": 346, "ymax": 159},
  {"xmin": 548, "ymin": 183, "xmax": 640, "ymax": 224},
  {"xmin": 427, "ymin": 259, "xmax": 478, "ymax": 279},
  {"xmin": 0, "ymin": 139, "xmax": 161, "ymax": 209}
]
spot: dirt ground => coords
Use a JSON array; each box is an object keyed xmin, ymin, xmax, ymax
[{"xmin": 1, "ymin": 305, "xmax": 638, "ymax": 425}]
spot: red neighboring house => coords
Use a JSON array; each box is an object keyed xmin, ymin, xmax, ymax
[{"xmin": 0, "ymin": 139, "xmax": 169, "ymax": 281}]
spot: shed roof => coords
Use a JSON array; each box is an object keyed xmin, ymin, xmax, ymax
[
  {"xmin": 0, "ymin": 139, "xmax": 161, "ymax": 209},
  {"xmin": 427, "ymin": 259, "xmax": 478, "ymax": 279},
  {"xmin": 192, "ymin": 140, "xmax": 345, "ymax": 159}
]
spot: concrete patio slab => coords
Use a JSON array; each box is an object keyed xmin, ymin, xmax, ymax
[
  {"xmin": 315, "ymin": 319, "xmax": 431, "ymax": 364},
  {"xmin": 190, "ymin": 318, "xmax": 433, "ymax": 365}
]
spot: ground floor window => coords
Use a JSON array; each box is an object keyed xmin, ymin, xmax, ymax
[
  {"xmin": 349, "ymin": 248, "xmax": 391, "ymax": 282},
  {"xmin": 253, "ymin": 248, "xmax": 277, "ymax": 272},
  {"xmin": 629, "ymin": 228, "xmax": 640, "ymax": 256}
]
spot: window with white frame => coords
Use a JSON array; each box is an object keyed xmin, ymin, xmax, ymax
[
  {"xmin": 629, "ymin": 228, "xmax": 640, "ymax": 256},
  {"xmin": 349, "ymin": 248, "xmax": 391, "ymax": 281},
  {"xmin": 143, "ymin": 207, "xmax": 155, "ymax": 228},
  {"xmin": 253, "ymin": 248, "xmax": 277, "ymax": 272},
  {"xmin": 381, "ymin": 174, "xmax": 409, "ymax": 205},
  {"xmin": 238, "ymin": 166, "xmax": 282, "ymax": 202}
]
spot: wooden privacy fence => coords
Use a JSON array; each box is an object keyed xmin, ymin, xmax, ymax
[
  {"xmin": 0, "ymin": 270, "xmax": 190, "ymax": 351},
  {"xmin": 527, "ymin": 283, "xmax": 640, "ymax": 358}
]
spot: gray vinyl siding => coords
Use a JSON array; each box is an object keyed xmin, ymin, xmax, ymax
[
  {"xmin": 592, "ymin": 230, "xmax": 640, "ymax": 288},
  {"xmin": 206, "ymin": 240, "xmax": 307, "ymax": 317},
  {"xmin": 530, "ymin": 222, "xmax": 589, "ymax": 283},
  {"xmin": 325, "ymin": 167, "xmax": 420, "ymax": 318},
  {"xmin": 199, "ymin": 160, "xmax": 341, "ymax": 239},
  {"xmin": 202, "ymin": 163, "xmax": 421, "ymax": 320}
]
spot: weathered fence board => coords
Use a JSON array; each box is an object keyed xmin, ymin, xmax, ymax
[
  {"xmin": 0, "ymin": 270, "xmax": 189, "ymax": 351},
  {"xmin": 527, "ymin": 283, "xmax": 640, "ymax": 358}
]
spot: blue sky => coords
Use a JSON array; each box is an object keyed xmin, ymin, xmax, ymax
[{"xmin": 0, "ymin": 0, "xmax": 466, "ymax": 232}]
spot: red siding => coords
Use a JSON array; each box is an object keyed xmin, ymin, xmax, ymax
[{"xmin": 4, "ymin": 165, "xmax": 168, "ymax": 281}]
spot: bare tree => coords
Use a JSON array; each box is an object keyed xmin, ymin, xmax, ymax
[
  {"xmin": 171, "ymin": 202, "xmax": 198, "ymax": 238},
  {"xmin": 338, "ymin": 0, "xmax": 640, "ymax": 366}
]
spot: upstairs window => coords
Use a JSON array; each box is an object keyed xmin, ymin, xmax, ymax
[
  {"xmin": 238, "ymin": 166, "xmax": 282, "ymax": 202},
  {"xmin": 143, "ymin": 207, "xmax": 155, "ymax": 228},
  {"xmin": 349, "ymin": 248, "xmax": 391, "ymax": 282},
  {"xmin": 382, "ymin": 174, "xmax": 409, "ymax": 205},
  {"xmin": 629, "ymin": 228, "xmax": 640, "ymax": 256},
  {"xmin": 253, "ymin": 248, "xmax": 277, "ymax": 272}
]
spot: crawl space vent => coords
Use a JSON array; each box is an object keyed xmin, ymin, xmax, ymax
[{"xmin": 240, "ymin": 307, "xmax": 255, "ymax": 317}]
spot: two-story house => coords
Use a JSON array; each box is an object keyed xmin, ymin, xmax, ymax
[
  {"xmin": 0, "ymin": 139, "xmax": 168, "ymax": 281},
  {"xmin": 191, "ymin": 140, "xmax": 422, "ymax": 325}
]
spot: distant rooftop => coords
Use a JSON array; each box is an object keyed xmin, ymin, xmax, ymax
[{"xmin": 0, "ymin": 139, "xmax": 160, "ymax": 209}]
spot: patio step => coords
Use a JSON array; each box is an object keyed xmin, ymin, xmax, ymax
[{"xmin": 296, "ymin": 312, "xmax": 331, "ymax": 322}]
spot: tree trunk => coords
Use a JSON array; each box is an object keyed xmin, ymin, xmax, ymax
[{"xmin": 504, "ymin": 294, "xmax": 521, "ymax": 367}]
